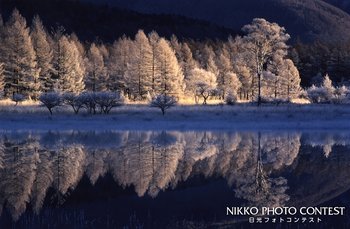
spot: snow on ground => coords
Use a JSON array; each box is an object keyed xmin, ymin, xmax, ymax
[{"xmin": 0, "ymin": 103, "xmax": 349, "ymax": 131}]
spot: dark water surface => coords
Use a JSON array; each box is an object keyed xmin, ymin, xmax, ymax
[{"xmin": 0, "ymin": 131, "xmax": 349, "ymax": 228}]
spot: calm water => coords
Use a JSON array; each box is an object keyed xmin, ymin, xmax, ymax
[{"xmin": 0, "ymin": 131, "xmax": 350, "ymax": 228}]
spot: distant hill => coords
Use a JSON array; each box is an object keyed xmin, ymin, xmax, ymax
[
  {"xmin": 323, "ymin": 0, "xmax": 350, "ymax": 13},
  {"xmin": 86, "ymin": 0, "xmax": 350, "ymax": 43},
  {"xmin": 0, "ymin": 0, "xmax": 237, "ymax": 42}
]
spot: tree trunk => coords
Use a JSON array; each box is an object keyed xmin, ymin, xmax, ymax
[
  {"xmin": 203, "ymin": 95, "xmax": 208, "ymax": 105},
  {"xmin": 257, "ymin": 72, "xmax": 262, "ymax": 106}
]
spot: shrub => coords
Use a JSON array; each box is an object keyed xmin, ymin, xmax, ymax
[
  {"xmin": 62, "ymin": 93, "xmax": 84, "ymax": 114},
  {"xmin": 67, "ymin": 92, "xmax": 125, "ymax": 115},
  {"xmin": 94, "ymin": 92, "xmax": 124, "ymax": 114},
  {"xmin": 225, "ymin": 93, "xmax": 237, "ymax": 106},
  {"xmin": 78, "ymin": 92, "xmax": 97, "ymax": 114},
  {"xmin": 39, "ymin": 92, "xmax": 61, "ymax": 115},
  {"xmin": 332, "ymin": 86, "xmax": 350, "ymax": 104},
  {"xmin": 12, "ymin": 93, "xmax": 25, "ymax": 106},
  {"xmin": 150, "ymin": 94, "xmax": 177, "ymax": 115},
  {"xmin": 307, "ymin": 85, "xmax": 330, "ymax": 103}
]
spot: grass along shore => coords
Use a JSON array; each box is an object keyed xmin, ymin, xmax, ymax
[{"xmin": 0, "ymin": 100, "xmax": 349, "ymax": 131}]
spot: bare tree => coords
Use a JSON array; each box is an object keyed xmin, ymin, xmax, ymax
[
  {"xmin": 39, "ymin": 92, "xmax": 61, "ymax": 115},
  {"xmin": 150, "ymin": 94, "xmax": 177, "ymax": 115}
]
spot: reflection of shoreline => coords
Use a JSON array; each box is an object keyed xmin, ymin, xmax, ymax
[{"xmin": 0, "ymin": 131, "xmax": 349, "ymax": 222}]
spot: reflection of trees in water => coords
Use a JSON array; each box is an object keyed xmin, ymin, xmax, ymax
[
  {"xmin": 0, "ymin": 136, "xmax": 39, "ymax": 220},
  {"xmin": 52, "ymin": 145, "xmax": 85, "ymax": 205},
  {"xmin": 234, "ymin": 133, "xmax": 290, "ymax": 208},
  {"xmin": 86, "ymin": 149, "xmax": 108, "ymax": 185},
  {"xmin": 31, "ymin": 149, "xmax": 53, "ymax": 214},
  {"xmin": 0, "ymin": 131, "xmax": 348, "ymax": 220},
  {"xmin": 304, "ymin": 132, "xmax": 350, "ymax": 158}
]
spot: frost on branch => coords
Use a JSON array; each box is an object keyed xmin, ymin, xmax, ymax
[
  {"xmin": 94, "ymin": 92, "xmax": 124, "ymax": 114},
  {"xmin": 62, "ymin": 93, "xmax": 84, "ymax": 114},
  {"xmin": 75, "ymin": 92, "xmax": 124, "ymax": 114},
  {"xmin": 150, "ymin": 94, "xmax": 177, "ymax": 115},
  {"xmin": 39, "ymin": 92, "xmax": 61, "ymax": 115},
  {"xmin": 306, "ymin": 74, "xmax": 345, "ymax": 104}
]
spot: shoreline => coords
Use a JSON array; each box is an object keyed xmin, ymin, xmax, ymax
[{"xmin": 0, "ymin": 104, "xmax": 349, "ymax": 131}]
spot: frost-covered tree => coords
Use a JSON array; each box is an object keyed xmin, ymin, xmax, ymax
[
  {"xmin": 223, "ymin": 72, "xmax": 242, "ymax": 98},
  {"xmin": 108, "ymin": 36, "xmax": 132, "ymax": 93},
  {"xmin": 187, "ymin": 68, "xmax": 217, "ymax": 104},
  {"xmin": 180, "ymin": 43, "xmax": 197, "ymax": 80},
  {"xmin": 235, "ymin": 64, "xmax": 253, "ymax": 100},
  {"xmin": 68, "ymin": 36, "xmax": 85, "ymax": 93},
  {"xmin": 307, "ymin": 75, "xmax": 336, "ymax": 103},
  {"xmin": 242, "ymin": 18, "xmax": 290, "ymax": 105},
  {"xmin": 216, "ymin": 50, "xmax": 232, "ymax": 98},
  {"xmin": 150, "ymin": 94, "xmax": 177, "ymax": 115},
  {"xmin": 52, "ymin": 34, "xmax": 84, "ymax": 93},
  {"xmin": 322, "ymin": 74, "xmax": 335, "ymax": 100},
  {"xmin": 85, "ymin": 43, "xmax": 108, "ymax": 92},
  {"xmin": 62, "ymin": 92, "xmax": 84, "ymax": 114},
  {"xmin": 307, "ymin": 85, "xmax": 326, "ymax": 103},
  {"xmin": 70, "ymin": 33, "xmax": 85, "ymax": 58},
  {"xmin": 266, "ymin": 58, "xmax": 301, "ymax": 100},
  {"xmin": 155, "ymin": 38, "xmax": 184, "ymax": 96},
  {"xmin": 228, "ymin": 36, "xmax": 255, "ymax": 100},
  {"xmin": 200, "ymin": 45, "xmax": 219, "ymax": 76},
  {"xmin": 1, "ymin": 9, "xmax": 39, "ymax": 99},
  {"xmin": 126, "ymin": 30, "xmax": 153, "ymax": 99},
  {"xmin": 148, "ymin": 31, "xmax": 161, "ymax": 95},
  {"xmin": 278, "ymin": 59, "xmax": 301, "ymax": 99},
  {"xmin": 93, "ymin": 92, "xmax": 124, "ymax": 114},
  {"xmin": 31, "ymin": 15, "xmax": 54, "ymax": 92},
  {"xmin": 333, "ymin": 86, "xmax": 349, "ymax": 104},
  {"xmin": 39, "ymin": 92, "xmax": 61, "ymax": 115},
  {"xmin": 170, "ymin": 35, "xmax": 182, "ymax": 60}
]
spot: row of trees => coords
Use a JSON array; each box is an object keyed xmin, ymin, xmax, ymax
[{"xmin": 0, "ymin": 10, "xmax": 303, "ymax": 105}]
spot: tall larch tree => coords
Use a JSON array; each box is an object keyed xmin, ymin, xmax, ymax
[
  {"xmin": 52, "ymin": 34, "xmax": 84, "ymax": 93},
  {"xmin": 127, "ymin": 30, "xmax": 153, "ymax": 99},
  {"xmin": 108, "ymin": 36, "xmax": 132, "ymax": 93},
  {"xmin": 68, "ymin": 35, "xmax": 85, "ymax": 93},
  {"xmin": 30, "ymin": 15, "xmax": 54, "ymax": 93},
  {"xmin": 278, "ymin": 59, "xmax": 301, "ymax": 99},
  {"xmin": 179, "ymin": 42, "xmax": 197, "ymax": 81},
  {"xmin": 216, "ymin": 49, "xmax": 233, "ymax": 99},
  {"xmin": 148, "ymin": 31, "xmax": 161, "ymax": 95},
  {"xmin": 85, "ymin": 43, "xmax": 107, "ymax": 91},
  {"xmin": 155, "ymin": 38, "xmax": 184, "ymax": 97},
  {"xmin": 1, "ymin": 9, "xmax": 39, "ymax": 99},
  {"xmin": 170, "ymin": 35, "xmax": 183, "ymax": 60}
]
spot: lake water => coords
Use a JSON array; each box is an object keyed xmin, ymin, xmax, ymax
[{"xmin": 0, "ymin": 130, "xmax": 349, "ymax": 228}]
